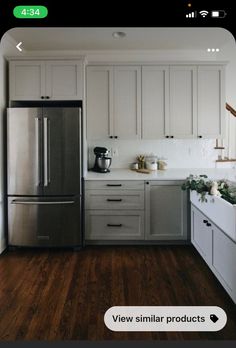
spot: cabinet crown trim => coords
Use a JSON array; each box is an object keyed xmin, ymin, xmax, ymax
[
  {"xmin": 87, "ymin": 61, "xmax": 228, "ymax": 66},
  {"xmin": 7, "ymin": 56, "xmax": 87, "ymax": 62}
]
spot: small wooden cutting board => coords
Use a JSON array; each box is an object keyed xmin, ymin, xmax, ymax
[{"xmin": 131, "ymin": 168, "xmax": 151, "ymax": 174}]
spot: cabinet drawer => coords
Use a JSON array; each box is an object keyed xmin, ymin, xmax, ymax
[
  {"xmin": 85, "ymin": 210, "xmax": 144, "ymax": 240},
  {"xmin": 86, "ymin": 190, "xmax": 144, "ymax": 210},
  {"xmin": 85, "ymin": 180, "xmax": 144, "ymax": 190}
]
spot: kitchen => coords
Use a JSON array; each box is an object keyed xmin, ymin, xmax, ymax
[{"xmin": 0, "ymin": 27, "xmax": 236, "ymax": 340}]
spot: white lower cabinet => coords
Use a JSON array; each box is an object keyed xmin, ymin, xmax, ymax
[
  {"xmin": 212, "ymin": 225, "xmax": 236, "ymax": 302},
  {"xmin": 85, "ymin": 190, "xmax": 144, "ymax": 210},
  {"xmin": 191, "ymin": 204, "xmax": 236, "ymax": 303},
  {"xmin": 86, "ymin": 210, "xmax": 144, "ymax": 240},
  {"xmin": 85, "ymin": 181, "xmax": 144, "ymax": 241},
  {"xmin": 191, "ymin": 205, "xmax": 212, "ymax": 264},
  {"xmin": 145, "ymin": 181, "xmax": 187, "ymax": 240},
  {"xmin": 85, "ymin": 180, "xmax": 188, "ymax": 242}
]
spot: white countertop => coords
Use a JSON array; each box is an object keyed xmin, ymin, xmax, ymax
[{"xmin": 85, "ymin": 168, "xmax": 236, "ymax": 182}]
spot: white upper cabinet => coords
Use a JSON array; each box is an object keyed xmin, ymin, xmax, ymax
[
  {"xmin": 45, "ymin": 61, "xmax": 83, "ymax": 100},
  {"xmin": 85, "ymin": 62, "xmax": 226, "ymax": 141},
  {"xmin": 10, "ymin": 61, "xmax": 45, "ymax": 101},
  {"xmin": 86, "ymin": 66, "xmax": 113, "ymax": 140},
  {"xmin": 169, "ymin": 66, "xmax": 197, "ymax": 139},
  {"xmin": 86, "ymin": 65, "xmax": 141, "ymax": 140},
  {"xmin": 114, "ymin": 66, "xmax": 141, "ymax": 139},
  {"xmin": 141, "ymin": 66, "xmax": 169, "ymax": 139},
  {"xmin": 197, "ymin": 65, "xmax": 225, "ymax": 139},
  {"xmin": 9, "ymin": 60, "xmax": 84, "ymax": 101}
]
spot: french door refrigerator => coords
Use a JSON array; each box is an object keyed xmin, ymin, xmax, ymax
[{"xmin": 7, "ymin": 107, "xmax": 83, "ymax": 247}]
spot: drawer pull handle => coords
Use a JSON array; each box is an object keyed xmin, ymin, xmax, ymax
[
  {"xmin": 106, "ymin": 184, "xmax": 122, "ymax": 187},
  {"xmin": 206, "ymin": 222, "xmax": 212, "ymax": 227},
  {"xmin": 107, "ymin": 199, "xmax": 122, "ymax": 202},
  {"xmin": 203, "ymin": 219, "xmax": 208, "ymax": 223},
  {"xmin": 107, "ymin": 224, "xmax": 122, "ymax": 227}
]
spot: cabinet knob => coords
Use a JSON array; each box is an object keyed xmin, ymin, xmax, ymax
[
  {"xmin": 171, "ymin": 136, "xmax": 174, "ymax": 138},
  {"xmin": 114, "ymin": 136, "xmax": 118, "ymax": 139},
  {"xmin": 206, "ymin": 222, "xmax": 212, "ymax": 227},
  {"xmin": 146, "ymin": 181, "xmax": 149, "ymax": 185},
  {"xmin": 165, "ymin": 136, "xmax": 169, "ymax": 138},
  {"xmin": 45, "ymin": 96, "xmax": 50, "ymax": 99},
  {"xmin": 198, "ymin": 135, "xmax": 202, "ymax": 138},
  {"xmin": 109, "ymin": 136, "xmax": 113, "ymax": 139},
  {"xmin": 203, "ymin": 219, "xmax": 208, "ymax": 223},
  {"xmin": 41, "ymin": 96, "xmax": 45, "ymax": 99}
]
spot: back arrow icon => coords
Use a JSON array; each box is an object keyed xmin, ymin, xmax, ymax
[{"xmin": 16, "ymin": 42, "xmax": 23, "ymax": 52}]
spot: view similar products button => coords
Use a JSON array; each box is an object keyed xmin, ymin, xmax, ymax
[{"xmin": 104, "ymin": 306, "xmax": 227, "ymax": 332}]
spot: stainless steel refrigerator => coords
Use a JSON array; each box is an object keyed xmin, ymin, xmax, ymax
[{"xmin": 7, "ymin": 107, "xmax": 83, "ymax": 248}]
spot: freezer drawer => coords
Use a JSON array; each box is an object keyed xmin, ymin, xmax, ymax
[{"xmin": 8, "ymin": 196, "xmax": 82, "ymax": 247}]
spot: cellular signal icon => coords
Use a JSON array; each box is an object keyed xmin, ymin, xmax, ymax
[{"xmin": 186, "ymin": 11, "xmax": 196, "ymax": 18}]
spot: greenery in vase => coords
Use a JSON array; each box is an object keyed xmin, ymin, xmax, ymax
[{"xmin": 182, "ymin": 174, "xmax": 236, "ymax": 204}]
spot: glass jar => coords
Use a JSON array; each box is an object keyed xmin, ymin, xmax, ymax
[{"xmin": 145, "ymin": 155, "xmax": 158, "ymax": 171}]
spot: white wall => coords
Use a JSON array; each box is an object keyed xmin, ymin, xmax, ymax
[
  {"xmin": 0, "ymin": 51, "xmax": 6, "ymax": 253},
  {"xmin": 88, "ymin": 139, "xmax": 217, "ymax": 169}
]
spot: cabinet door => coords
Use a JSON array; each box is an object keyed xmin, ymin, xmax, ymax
[
  {"xmin": 145, "ymin": 181, "xmax": 187, "ymax": 240},
  {"xmin": 9, "ymin": 61, "xmax": 45, "ymax": 100},
  {"xmin": 169, "ymin": 66, "xmax": 197, "ymax": 138},
  {"xmin": 142, "ymin": 66, "xmax": 169, "ymax": 139},
  {"xmin": 197, "ymin": 66, "xmax": 225, "ymax": 138},
  {"xmin": 114, "ymin": 66, "xmax": 141, "ymax": 139},
  {"xmin": 46, "ymin": 61, "xmax": 83, "ymax": 100},
  {"xmin": 191, "ymin": 205, "xmax": 213, "ymax": 264},
  {"xmin": 86, "ymin": 66, "xmax": 113, "ymax": 140},
  {"xmin": 212, "ymin": 226, "xmax": 236, "ymax": 301}
]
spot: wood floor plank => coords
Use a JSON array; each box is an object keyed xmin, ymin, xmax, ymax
[{"xmin": 0, "ymin": 245, "xmax": 235, "ymax": 340}]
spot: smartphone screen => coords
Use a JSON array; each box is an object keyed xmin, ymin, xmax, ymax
[{"xmin": 0, "ymin": 1, "xmax": 235, "ymax": 348}]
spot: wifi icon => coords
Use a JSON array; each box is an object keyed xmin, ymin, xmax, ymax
[{"xmin": 199, "ymin": 10, "xmax": 209, "ymax": 17}]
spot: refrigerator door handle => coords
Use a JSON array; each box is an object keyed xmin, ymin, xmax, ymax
[
  {"xmin": 79, "ymin": 107, "xmax": 82, "ymax": 194},
  {"xmin": 43, "ymin": 117, "xmax": 50, "ymax": 186},
  {"xmin": 11, "ymin": 199, "xmax": 75, "ymax": 205},
  {"xmin": 35, "ymin": 117, "xmax": 41, "ymax": 186}
]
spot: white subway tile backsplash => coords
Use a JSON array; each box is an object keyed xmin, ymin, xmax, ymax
[{"xmin": 88, "ymin": 139, "xmax": 218, "ymax": 169}]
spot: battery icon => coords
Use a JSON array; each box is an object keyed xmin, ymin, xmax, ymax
[{"xmin": 211, "ymin": 10, "xmax": 227, "ymax": 18}]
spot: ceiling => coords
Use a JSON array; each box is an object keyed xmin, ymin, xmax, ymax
[{"xmin": 3, "ymin": 27, "xmax": 234, "ymax": 51}]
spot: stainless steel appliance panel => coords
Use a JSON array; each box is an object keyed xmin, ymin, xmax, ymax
[
  {"xmin": 8, "ymin": 196, "xmax": 82, "ymax": 247},
  {"xmin": 42, "ymin": 108, "xmax": 81, "ymax": 196},
  {"xmin": 7, "ymin": 108, "xmax": 43, "ymax": 196}
]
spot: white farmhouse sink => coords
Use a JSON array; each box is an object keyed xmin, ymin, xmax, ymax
[{"xmin": 190, "ymin": 190, "xmax": 236, "ymax": 242}]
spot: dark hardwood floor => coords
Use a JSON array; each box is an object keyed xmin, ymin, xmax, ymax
[{"xmin": 0, "ymin": 245, "xmax": 235, "ymax": 341}]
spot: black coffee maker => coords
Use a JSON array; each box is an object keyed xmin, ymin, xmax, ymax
[{"xmin": 93, "ymin": 147, "xmax": 112, "ymax": 173}]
